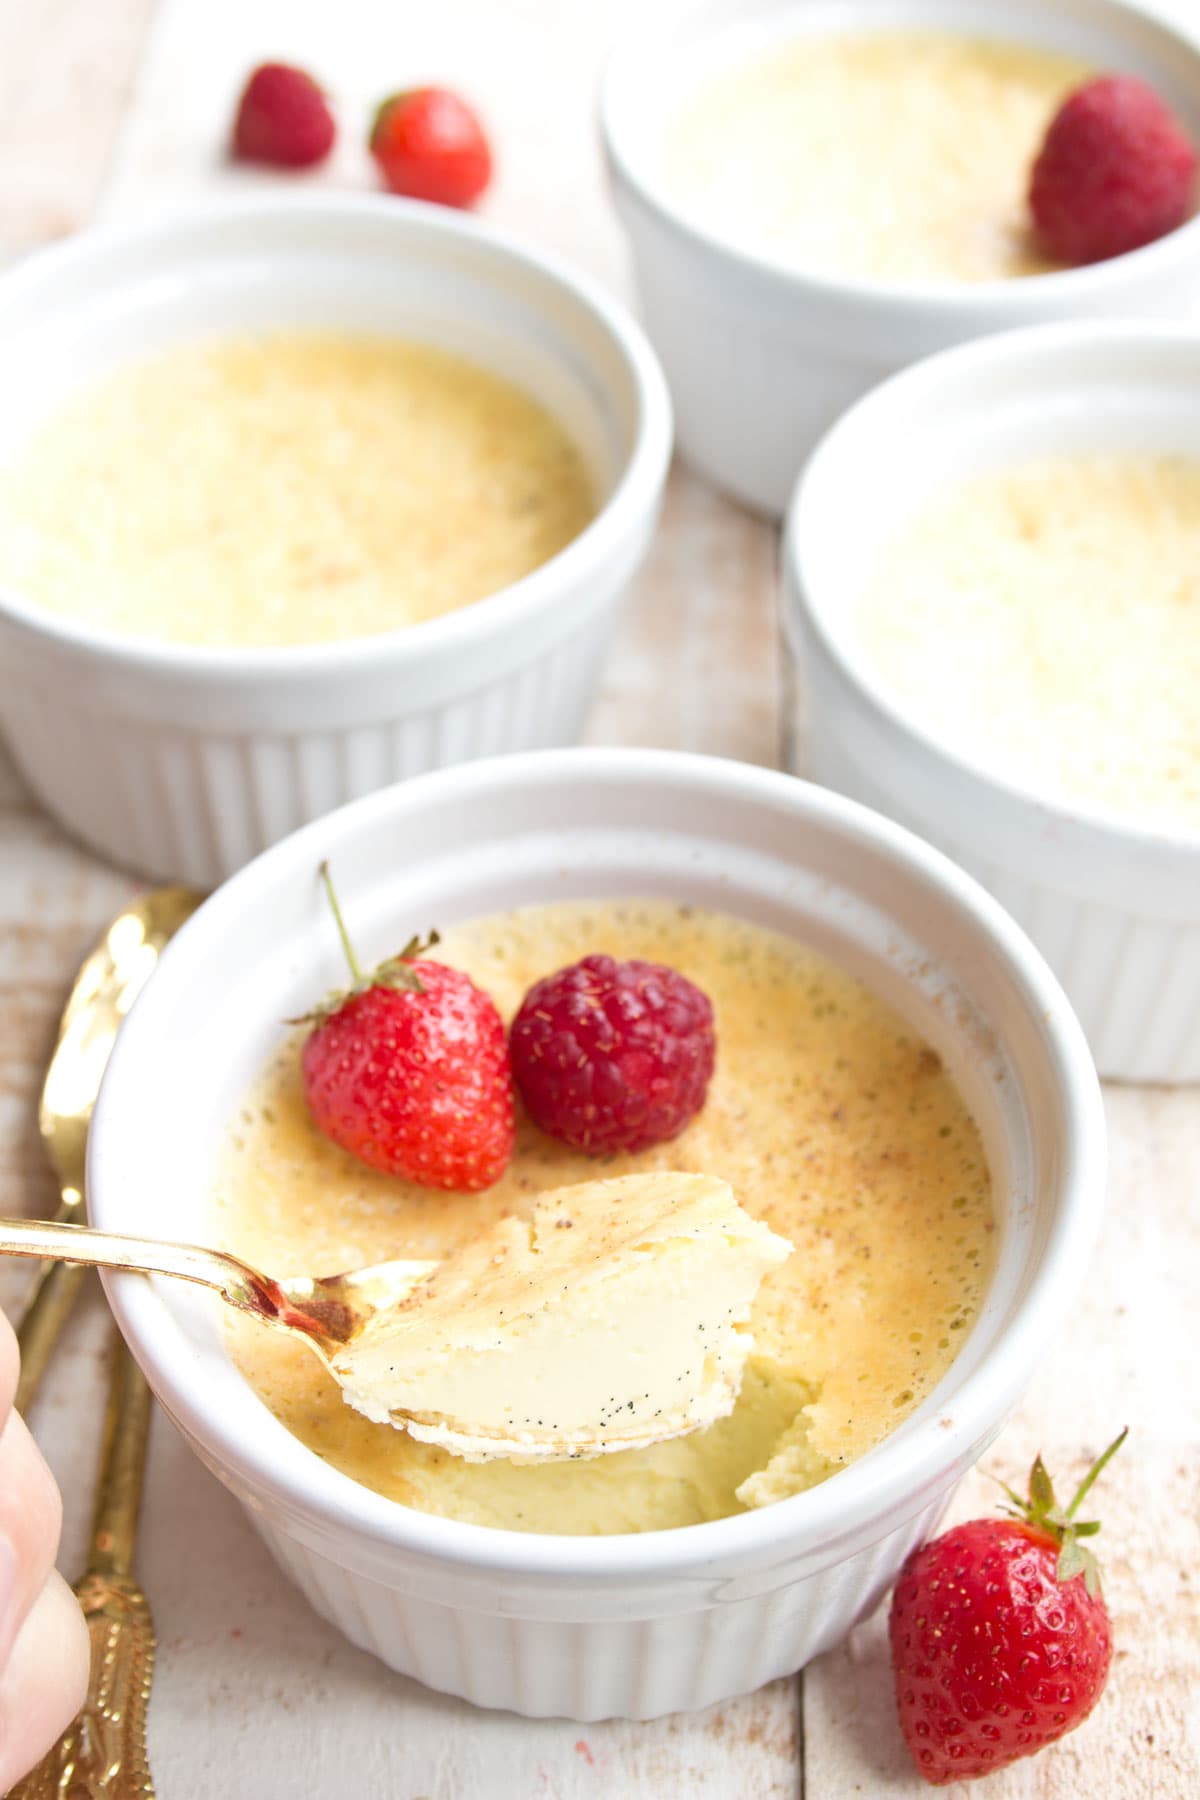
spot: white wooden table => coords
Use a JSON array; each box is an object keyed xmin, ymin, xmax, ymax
[{"xmin": 1, "ymin": 3, "xmax": 1197, "ymax": 1794}]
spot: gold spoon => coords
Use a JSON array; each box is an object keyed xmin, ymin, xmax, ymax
[
  {"xmin": 0, "ymin": 1173, "xmax": 787, "ymax": 1463},
  {"xmin": 14, "ymin": 1340, "xmax": 158, "ymax": 1800},
  {"xmin": 2, "ymin": 1212, "xmax": 439, "ymax": 1384},
  {"xmin": 16, "ymin": 884, "xmax": 203, "ymax": 1409},
  {"xmin": 11, "ymin": 886, "xmax": 201, "ymax": 1800}
]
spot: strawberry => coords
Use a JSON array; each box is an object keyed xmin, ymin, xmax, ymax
[
  {"xmin": 299, "ymin": 862, "xmax": 514, "ymax": 1191},
  {"xmin": 231, "ymin": 62, "xmax": 336, "ymax": 170},
  {"xmin": 368, "ymin": 87, "xmax": 493, "ymax": 208},
  {"xmin": 889, "ymin": 1430, "xmax": 1127, "ymax": 1785},
  {"xmin": 1030, "ymin": 75, "xmax": 1197, "ymax": 265}
]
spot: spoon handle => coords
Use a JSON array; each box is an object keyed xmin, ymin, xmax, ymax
[
  {"xmin": 0, "ymin": 1215, "xmax": 279, "ymax": 1322},
  {"xmin": 15, "ymin": 1196, "xmax": 89, "ymax": 1412},
  {"xmin": 12, "ymin": 1336, "xmax": 157, "ymax": 1800}
]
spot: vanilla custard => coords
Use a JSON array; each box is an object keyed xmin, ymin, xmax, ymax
[
  {"xmin": 335, "ymin": 1174, "xmax": 791, "ymax": 1459},
  {"xmin": 857, "ymin": 453, "xmax": 1200, "ymax": 831},
  {"xmin": 0, "ymin": 332, "xmax": 594, "ymax": 648},
  {"xmin": 660, "ymin": 31, "xmax": 1092, "ymax": 282},
  {"xmin": 215, "ymin": 900, "xmax": 994, "ymax": 1535}
]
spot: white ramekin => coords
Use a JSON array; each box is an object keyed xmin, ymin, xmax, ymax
[
  {"xmin": 602, "ymin": 0, "xmax": 1200, "ymax": 516},
  {"xmin": 784, "ymin": 320, "xmax": 1200, "ymax": 1084},
  {"xmin": 87, "ymin": 748, "xmax": 1104, "ymax": 1720},
  {"xmin": 0, "ymin": 198, "xmax": 671, "ymax": 889}
]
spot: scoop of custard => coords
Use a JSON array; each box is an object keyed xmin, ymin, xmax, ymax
[{"xmin": 332, "ymin": 1172, "xmax": 792, "ymax": 1462}]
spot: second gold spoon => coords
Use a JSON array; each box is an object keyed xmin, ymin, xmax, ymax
[
  {"xmin": 17, "ymin": 883, "xmax": 202, "ymax": 1409},
  {"xmin": 13, "ymin": 885, "xmax": 201, "ymax": 1800}
]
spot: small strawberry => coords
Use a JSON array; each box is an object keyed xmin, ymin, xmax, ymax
[
  {"xmin": 368, "ymin": 87, "xmax": 493, "ymax": 208},
  {"xmin": 1030, "ymin": 75, "xmax": 1197, "ymax": 264},
  {"xmin": 509, "ymin": 954, "xmax": 715, "ymax": 1154},
  {"xmin": 231, "ymin": 62, "xmax": 336, "ymax": 170},
  {"xmin": 299, "ymin": 862, "xmax": 514, "ymax": 1191},
  {"xmin": 889, "ymin": 1429, "xmax": 1127, "ymax": 1786}
]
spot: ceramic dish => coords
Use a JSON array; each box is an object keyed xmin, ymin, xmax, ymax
[
  {"xmin": 87, "ymin": 747, "xmax": 1104, "ymax": 1720},
  {"xmin": 784, "ymin": 320, "xmax": 1200, "ymax": 1083},
  {"xmin": 0, "ymin": 197, "xmax": 671, "ymax": 888},
  {"xmin": 602, "ymin": 0, "xmax": 1200, "ymax": 515}
]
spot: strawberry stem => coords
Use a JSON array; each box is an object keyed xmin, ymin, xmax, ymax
[
  {"xmin": 1065, "ymin": 1426, "xmax": 1128, "ymax": 1521},
  {"xmin": 290, "ymin": 862, "xmax": 436, "ymax": 1025},
  {"xmin": 320, "ymin": 859, "xmax": 364, "ymax": 985}
]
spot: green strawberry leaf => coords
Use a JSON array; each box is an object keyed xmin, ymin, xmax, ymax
[
  {"xmin": 992, "ymin": 1429, "xmax": 1127, "ymax": 1596},
  {"xmin": 1029, "ymin": 1454, "xmax": 1057, "ymax": 1520}
]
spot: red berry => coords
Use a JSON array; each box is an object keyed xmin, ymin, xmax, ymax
[
  {"xmin": 231, "ymin": 63, "xmax": 336, "ymax": 170},
  {"xmin": 1030, "ymin": 74, "xmax": 1197, "ymax": 264},
  {"xmin": 368, "ymin": 87, "xmax": 492, "ymax": 208},
  {"xmin": 300, "ymin": 865, "xmax": 514, "ymax": 1191},
  {"xmin": 510, "ymin": 954, "xmax": 715, "ymax": 1154},
  {"xmin": 889, "ymin": 1433, "xmax": 1126, "ymax": 1785}
]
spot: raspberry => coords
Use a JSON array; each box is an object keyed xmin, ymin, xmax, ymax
[
  {"xmin": 231, "ymin": 63, "xmax": 336, "ymax": 170},
  {"xmin": 1030, "ymin": 74, "xmax": 1197, "ymax": 265},
  {"xmin": 510, "ymin": 955, "xmax": 715, "ymax": 1154}
]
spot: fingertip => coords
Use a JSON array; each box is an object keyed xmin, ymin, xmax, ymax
[{"xmin": 0, "ymin": 1570, "xmax": 90, "ymax": 1793}]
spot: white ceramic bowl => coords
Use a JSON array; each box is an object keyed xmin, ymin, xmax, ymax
[
  {"xmin": 784, "ymin": 320, "xmax": 1200, "ymax": 1084},
  {"xmin": 602, "ymin": 0, "xmax": 1200, "ymax": 515},
  {"xmin": 87, "ymin": 747, "xmax": 1104, "ymax": 1720},
  {"xmin": 0, "ymin": 198, "xmax": 671, "ymax": 888}
]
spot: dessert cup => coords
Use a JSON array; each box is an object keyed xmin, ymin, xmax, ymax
[
  {"xmin": 0, "ymin": 198, "xmax": 671, "ymax": 887},
  {"xmin": 602, "ymin": 0, "xmax": 1200, "ymax": 514},
  {"xmin": 784, "ymin": 320, "xmax": 1200, "ymax": 1082},
  {"xmin": 87, "ymin": 747, "xmax": 1104, "ymax": 1719}
]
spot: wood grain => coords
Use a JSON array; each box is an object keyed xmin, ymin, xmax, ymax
[
  {"xmin": 0, "ymin": 2, "xmax": 1197, "ymax": 1796},
  {"xmin": 0, "ymin": 0, "xmax": 156, "ymax": 249}
]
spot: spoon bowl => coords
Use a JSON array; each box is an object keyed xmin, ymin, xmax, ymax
[
  {"xmin": 40, "ymin": 885, "xmax": 204, "ymax": 1211},
  {"xmin": 1, "ymin": 1211, "xmax": 436, "ymax": 1388},
  {"xmin": 16, "ymin": 884, "xmax": 202, "ymax": 1410}
]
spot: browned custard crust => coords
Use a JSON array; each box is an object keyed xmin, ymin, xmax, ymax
[{"xmin": 215, "ymin": 899, "xmax": 994, "ymax": 1534}]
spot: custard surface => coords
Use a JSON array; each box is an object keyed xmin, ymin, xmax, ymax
[
  {"xmin": 857, "ymin": 453, "xmax": 1200, "ymax": 830},
  {"xmin": 0, "ymin": 331, "xmax": 594, "ymax": 648},
  {"xmin": 214, "ymin": 899, "xmax": 994, "ymax": 1534},
  {"xmin": 661, "ymin": 31, "xmax": 1092, "ymax": 282}
]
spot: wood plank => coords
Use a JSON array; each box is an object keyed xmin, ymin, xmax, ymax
[
  {"xmin": 587, "ymin": 471, "xmax": 784, "ymax": 768},
  {"xmin": 0, "ymin": 0, "xmax": 157, "ymax": 250}
]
